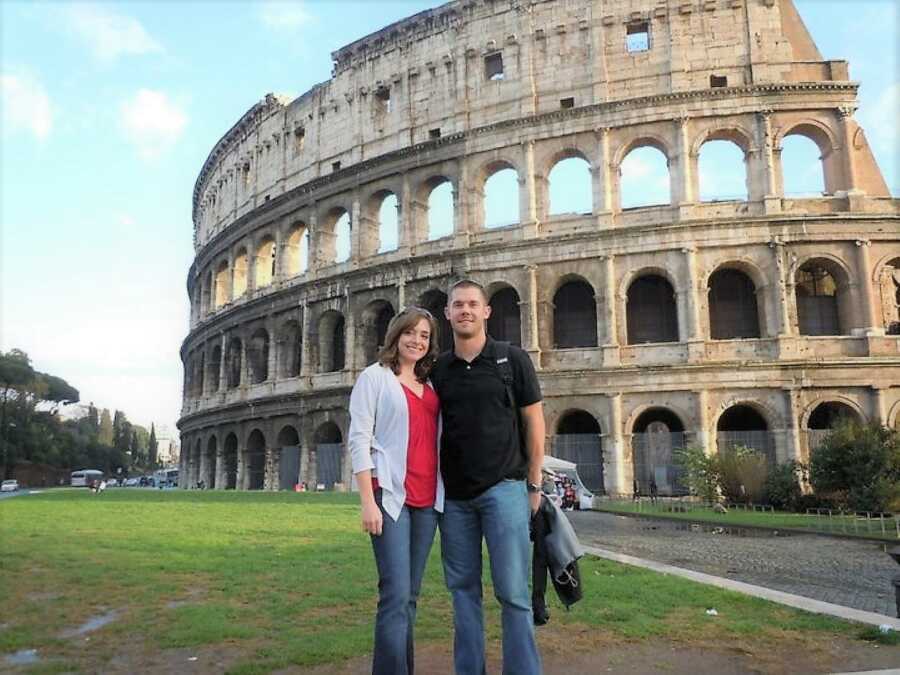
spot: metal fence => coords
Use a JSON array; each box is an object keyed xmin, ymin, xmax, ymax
[
  {"xmin": 632, "ymin": 431, "xmax": 689, "ymax": 496},
  {"xmin": 551, "ymin": 434, "xmax": 604, "ymax": 493},
  {"xmin": 716, "ymin": 430, "xmax": 775, "ymax": 465},
  {"xmin": 316, "ymin": 443, "xmax": 344, "ymax": 489}
]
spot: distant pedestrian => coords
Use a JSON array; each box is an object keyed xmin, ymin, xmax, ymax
[
  {"xmin": 649, "ymin": 478, "xmax": 658, "ymax": 504},
  {"xmin": 632, "ymin": 478, "xmax": 640, "ymax": 501}
]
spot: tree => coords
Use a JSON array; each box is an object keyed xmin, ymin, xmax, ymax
[
  {"xmin": 809, "ymin": 420, "xmax": 900, "ymax": 512},
  {"xmin": 716, "ymin": 445, "xmax": 768, "ymax": 504},
  {"xmin": 87, "ymin": 403, "xmax": 99, "ymax": 434},
  {"xmin": 148, "ymin": 424, "xmax": 158, "ymax": 467},
  {"xmin": 764, "ymin": 460, "xmax": 806, "ymax": 511},
  {"xmin": 98, "ymin": 409, "xmax": 113, "ymax": 445},
  {"xmin": 674, "ymin": 445, "xmax": 720, "ymax": 503}
]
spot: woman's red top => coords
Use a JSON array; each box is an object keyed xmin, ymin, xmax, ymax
[{"xmin": 372, "ymin": 382, "xmax": 439, "ymax": 508}]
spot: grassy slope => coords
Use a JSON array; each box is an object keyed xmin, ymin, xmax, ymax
[{"xmin": 0, "ymin": 490, "xmax": 893, "ymax": 674}]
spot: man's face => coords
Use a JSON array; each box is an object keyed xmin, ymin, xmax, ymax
[{"xmin": 446, "ymin": 286, "xmax": 491, "ymax": 339}]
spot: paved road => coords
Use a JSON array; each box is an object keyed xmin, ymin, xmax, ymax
[{"xmin": 568, "ymin": 510, "xmax": 898, "ymax": 618}]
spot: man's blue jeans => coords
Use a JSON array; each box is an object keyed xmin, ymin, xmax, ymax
[
  {"xmin": 440, "ymin": 479, "xmax": 542, "ymax": 675},
  {"xmin": 370, "ymin": 490, "xmax": 439, "ymax": 675}
]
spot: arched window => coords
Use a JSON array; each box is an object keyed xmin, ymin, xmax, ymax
[
  {"xmin": 284, "ymin": 225, "xmax": 309, "ymax": 276},
  {"xmin": 245, "ymin": 429, "xmax": 266, "ymax": 490},
  {"xmin": 626, "ymin": 275, "xmax": 678, "ymax": 344},
  {"xmin": 631, "ymin": 408, "xmax": 687, "ymax": 495},
  {"xmin": 314, "ymin": 422, "xmax": 343, "ymax": 489},
  {"xmin": 716, "ymin": 405, "xmax": 773, "ymax": 463},
  {"xmin": 796, "ymin": 264, "xmax": 842, "ymax": 336},
  {"xmin": 548, "ymin": 156, "xmax": 592, "ymax": 216},
  {"xmin": 214, "ymin": 261, "xmax": 230, "ymax": 308},
  {"xmin": 278, "ymin": 320, "xmax": 302, "ymax": 378},
  {"xmin": 807, "ymin": 401, "xmax": 860, "ymax": 452},
  {"xmin": 781, "ymin": 133, "xmax": 826, "ymax": 196},
  {"xmin": 553, "ymin": 281, "xmax": 597, "ymax": 348},
  {"xmin": 232, "ymin": 248, "xmax": 249, "ymax": 297},
  {"xmin": 620, "ymin": 145, "xmax": 670, "ymax": 209},
  {"xmin": 248, "ymin": 328, "xmax": 270, "ymax": 384},
  {"xmin": 201, "ymin": 272, "xmax": 212, "ymax": 316},
  {"xmin": 208, "ymin": 345, "xmax": 222, "ymax": 392},
  {"xmin": 487, "ymin": 287, "xmax": 521, "ymax": 346},
  {"xmin": 882, "ymin": 258, "xmax": 900, "ymax": 335},
  {"xmin": 708, "ymin": 269, "xmax": 760, "ymax": 339},
  {"xmin": 427, "ymin": 179, "xmax": 454, "ymax": 240},
  {"xmin": 334, "ymin": 212, "xmax": 352, "ymax": 263},
  {"xmin": 361, "ymin": 300, "xmax": 396, "ymax": 365},
  {"xmin": 318, "ymin": 311, "xmax": 346, "ymax": 372},
  {"xmin": 255, "ymin": 237, "xmax": 276, "ymax": 288},
  {"xmin": 483, "ymin": 167, "xmax": 519, "ymax": 229},
  {"xmin": 419, "ymin": 289, "xmax": 453, "ymax": 352},
  {"xmin": 223, "ymin": 433, "xmax": 238, "ymax": 489},
  {"xmin": 225, "ymin": 338, "xmax": 242, "ymax": 389},
  {"xmin": 698, "ymin": 140, "xmax": 748, "ymax": 202},
  {"xmin": 554, "ymin": 410, "xmax": 603, "ymax": 493},
  {"xmin": 377, "ymin": 193, "xmax": 399, "ymax": 253},
  {"xmin": 195, "ymin": 352, "xmax": 205, "ymax": 397}
]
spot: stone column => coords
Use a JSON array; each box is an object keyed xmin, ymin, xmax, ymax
[
  {"xmin": 758, "ymin": 110, "xmax": 777, "ymax": 197},
  {"xmin": 266, "ymin": 316, "xmax": 278, "ymax": 381},
  {"xmin": 215, "ymin": 449, "xmax": 226, "ymax": 489},
  {"xmin": 785, "ymin": 387, "xmax": 803, "ymax": 463},
  {"xmin": 605, "ymin": 393, "xmax": 626, "ymax": 495},
  {"xmin": 218, "ymin": 333, "xmax": 228, "ymax": 392},
  {"xmin": 521, "ymin": 140, "xmax": 538, "ymax": 236},
  {"xmin": 854, "ymin": 239, "xmax": 880, "ymax": 336},
  {"xmin": 264, "ymin": 447, "xmax": 278, "ymax": 491},
  {"xmin": 198, "ymin": 446, "xmax": 208, "ymax": 489},
  {"xmin": 525, "ymin": 265, "xmax": 541, "ymax": 360},
  {"xmin": 300, "ymin": 300, "xmax": 313, "ymax": 377},
  {"xmin": 872, "ymin": 386, "xmax": 888, "ymax": 425},
  {"xmin": 602, "ymin": 255, "xmax": 618, "ymax": 346},
  {"xmin": 694, "ymin": 389, "xmax": 712, "ymax": 456},
  {"xmin": 598, "ymin": 128, "xmax": 615, "ymax": 214},
  {"xmin": 397, "ymin": 278, "xmax": 406, "ymax": 311},
  {"xmin": 770, "ymin": 240, "xmax": 794, "ymax": 337},
  {"xmin": 452, "ymin": 160, "xmax": 470, "ymax": 247},
  {"xmin": 676, "ymin": 117, "xmax": 695, "ymax": 205},
  {"xmin": 683, "ymin": 247, "xmax": 705, "ymax": 362},
  {"xmin": 350, "ymin": 197, "xmax": 362, "ymax": 265},
  {"xmin": 838, "ymin": 106, "xmax": 859, "ymax": 193},
  {"xmin": 344, "ymin": 285, "xmax": 356, "ymax": 371}
]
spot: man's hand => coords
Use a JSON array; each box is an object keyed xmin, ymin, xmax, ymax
[
  {"xmin": 529, "ymin": 490, "xmax": 541, "ymax": 515},
  {"xmin": 361, "ymin": 499, "xmax": 383, "ymax": 536}
]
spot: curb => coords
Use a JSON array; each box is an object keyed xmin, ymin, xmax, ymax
[{"xmin": 584, "ymin": 545, "xmax": 900, "ymax": 630}]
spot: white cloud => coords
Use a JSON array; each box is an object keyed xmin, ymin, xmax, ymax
[
  {"xmin": 119, "ymin": 89, "xmax": 187, "ymax": 160},
  {"xmin": 259, "ymin": 1, "xmax": 315, "ymax": 31},
  {"xmin": 63, "ymin": 4, "xmax": 163, "ymax": 62},
  {"xmin": 1, "ymin": 70, "xmax": 53, "ymax": 141}
]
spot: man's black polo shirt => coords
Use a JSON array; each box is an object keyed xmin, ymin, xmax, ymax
[{"xmin": 431, "ymin": 336, "xmax": 542, "ymax": 500}]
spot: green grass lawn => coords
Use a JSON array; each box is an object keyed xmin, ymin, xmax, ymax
[
  {"xmin": 0, "ymin": 490, "xmax": 894, "ymax": 674},
  {"xmin": 598, "ymin": 499, "xmax": 900, "ymax": 541}
]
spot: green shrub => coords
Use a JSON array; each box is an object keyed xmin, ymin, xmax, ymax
[
  {"xmin": 763, "ymin": 460, "xmax": 805, "ymax": 510},
  {"xmin": 673, "ymin": 445, "xmax": 719, "ymax": 502},
  {"xmin": 809, "ymin": 421, "xmax": 900, "ymax": 513},
  {"xmin": 717, "ymin": 445, "xmax": 768, "ymax": 504}
]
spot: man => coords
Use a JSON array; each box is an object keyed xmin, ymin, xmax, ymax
[{"xmin": 430, "ymin": 279, "xmax": 544, "ymax": 675}]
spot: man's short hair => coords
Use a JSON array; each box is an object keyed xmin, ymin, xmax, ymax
[{"xmin": 448, "ymin": 278, "xmax": 489, "ymax": 304}]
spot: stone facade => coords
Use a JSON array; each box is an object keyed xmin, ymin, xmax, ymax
[{"xmin": 177, "ymin": 0, "xmax": 899, "ymax": 494}]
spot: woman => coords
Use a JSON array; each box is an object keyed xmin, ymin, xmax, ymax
[{"xmin": 348, "ymin": 306, "xmax": 443, "ymax": 675}]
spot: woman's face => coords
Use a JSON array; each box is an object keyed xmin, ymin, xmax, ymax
[{"xmin": 397, "ymin": 317, "xmax": 431, "ymax": 364}]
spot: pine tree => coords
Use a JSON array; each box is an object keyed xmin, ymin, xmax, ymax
[
  {"xmin": 87, "ymin": 403, "xmax": 99, "ymax": 433},
  {"xmin": 98, "ymin": 409, "xmax": 113, "ymax": 445},
  {"xmin": 148, "ymin": 424, "xmax": 158, "ymax": 468}
]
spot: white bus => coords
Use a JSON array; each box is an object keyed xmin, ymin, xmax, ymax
[
  {"xmin": 71, "ymin": 469, "xmax": 104, "ymax": 487},
  {"xmin": 154, "ymin": 468, "xmax": 179, "ymax": 488}
]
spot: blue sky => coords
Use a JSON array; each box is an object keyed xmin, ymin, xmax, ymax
[{"xmin": 1, "ymin": 1, "xmax": 897, "ymax": 439}]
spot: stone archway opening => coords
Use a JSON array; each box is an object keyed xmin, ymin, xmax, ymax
[
  {"xmin": 487, "ymin": 286, "xmax": 521, "ymax": 346},
  {"xmin": 205, "ymin": 436, "xmax": 217, "ymax": 488},
  {"xmin": 716, "ymin": 405, "xmax": 773, "ymax": 464},
  {"xmin": 626, "ymin": 275, "xmax": 678, "ymax": 344},
  {"xmin": 631, "ymin": 408, "xmax": 687, "ymax": 496},
  {"xmin": 224, "ymin": 433, "xmax": 238, "ymax": 489},
  {"xmin": 554, "ymin": 410, "xmax": 603, "ymax": 494},
  {"xmin": 553, "ymin": 280, "xmax": 597, "ymax": 348},
  {"xmin": 708, "ymin": 268, "xmax": 761, "ymax": 339},
  {"xmin": 314, "ymin": 422, "xmax": 343, "ymax": 490},
  {"xmin": 277, "ymin": 425, "xmax": 301, "ymax": 491},
  {"xmin": 245, "ymin": 429, "xmax": 266, "ymax": 490},
  {"xmin": 419, "ymin": 289, "xmax": 453, "ymax": 353},
  {"xmin": 807, "ymin": 401, "xmax": 860, "ymax": 452}
]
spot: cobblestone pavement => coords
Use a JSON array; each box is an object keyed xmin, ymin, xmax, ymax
[{"xmin": 567, "ymin": 510, "xmax": 899, "ymax": 618}]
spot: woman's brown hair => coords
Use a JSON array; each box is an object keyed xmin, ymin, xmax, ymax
[{"xmin": 377, "ymin": 307, "xmax": 440, "ymax": 382}]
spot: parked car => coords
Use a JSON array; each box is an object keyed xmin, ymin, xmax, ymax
[
  {"xmin": 124, "ymin": 477, "xmax": 139, "ymax": 487},
  {"xmin": 1, "ymin": 479, "xmax": 20, "ymax": 492}
]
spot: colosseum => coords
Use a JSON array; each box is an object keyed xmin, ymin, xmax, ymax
[{"xmin": 178, "ymin": 0, "xmax": 899, "ymax": 496}]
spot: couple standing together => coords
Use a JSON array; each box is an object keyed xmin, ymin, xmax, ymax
[{"xmin": 349, "ymin": 279, "xmax": 544, "ymax": 675}]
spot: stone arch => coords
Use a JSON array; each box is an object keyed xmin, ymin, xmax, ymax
[
  {"xmin": 213, "ymin": 259, "xmax": 230, "ymax": 308},
  {"xmin": 802, "ymin": 397, "xmax": 865, "ymax": 430},
  {"xmin": 363, "ymin": 189, "xmax": 400, "ymax": 256},
  {"xmin": 706, "ymin": 266, "xmax": 762, "ymax": 340},
  {"xmin": 873, "ymin": 254, "xmax": 900, "ymax": 335},
  {"xmin": 552, "ymin": 276, "xmax": 598, "ymax": 348},
  {"xmin": 223, "ymin": 432, "xmax": 239, "ymax": 489},
  {"xmin": 283, "ymin": 222, "xmax": 309, "ymax": 277},
  {"xmin": 547, "ymin": 151, "xmax": 593, "ymax": 216},
  {"xmin": 626, "ymin": 274, "xmax": 679, "ymax": 344},
  {"xmin": 254, "ymin": 235, "xmax": 277, "ymax": 288},
  {"xmin": 714, "ymin": 401, "xmax": 776, "ymax": 463},
  {"xmin": 360, "ymin": 299, "xmax": 396, "ymax": 365},
  {"xmin": 697, "ymin": 138, "xmax": 750, "ymax": 202},
  {"xmin": 776, "ymin": 119, "xmax": 840, "ymax": 195},
  {"xmin": 487, "ymin": 284, "xmax": 521, "ymax": 346},
  {"xmin": 477, "ymin": 159, "xmax": 521, "ymax": 229},
  {"xmin": 232, "ymin": 247, "xmax": 249, "ymax": 297},
  {"xmin": 313, "ymin": 421, "xmax": 343, "ymax": 490},
  {"xmin": 207, "ymin": 343, "xmax": 222, "ymax": 392},
  {"xmin": 225, "ymin": 336, "xmax": 243, "ymax": 389},
  {"xmin": 419, "ymin": 175, "xmax": 455, "ymax": 240},
  {"xmin": 554, "ymin": 409, "xmax": 604, "ymax": 494},
  {"xmin": 418, "ymin": 288, "xmax": 453, "ymax": 352},
  {"xmin": 630, "ymin": 407, "xmax": 687, "ymax": 496},
  {"xmin": 888, "ymin": 400, "xmax": 900, "ymax": 430},
  {"xmin": 245, "ymin": 428, "xmax": 266, "ymax": 490},
  {"xmin": 613, "ymin": 134, "xmax": 672, "ymax": 168},
  {"xmin": 277, "ymin": 319, "xmax": 302, "ymax": 378},
  {"xmin": 691, "ymin": 125, "xmax": 754, "ymax": 157},
  {"xmin": 205, "ymin": 435, "xmax": 218, "ymax": 488},
  {"xmin": 317, "ymin": 310, "xmax": 346, "ymax": 372},
  {"xmin": 247, "ymin": 327, "xmax": 270, "ymax": 384},
  {"xmin": 793, "ymin": 254, "xmax": 854, "ymax": 336},
  {"xmin": 276, "ymin": 424, "xmax": 301, "ymax": 491}
]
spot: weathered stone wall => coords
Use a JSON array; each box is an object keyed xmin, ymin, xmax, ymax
[{"xmin": 178, "ymin": 0, "xmax": 899, "ymax": 493}]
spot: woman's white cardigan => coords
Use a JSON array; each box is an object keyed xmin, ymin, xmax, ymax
[{"xmin": 348, "ymin": 363, "xmax": 445, "ymax": 522}]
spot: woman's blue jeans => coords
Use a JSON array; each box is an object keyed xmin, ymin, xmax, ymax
[
  {"xmin": 370, "ymin": 490, "xmax": 438, "ymax": 675},
  {"xmin": 440, "ymin": 479, "xmax": 542, "ymax": 675}
]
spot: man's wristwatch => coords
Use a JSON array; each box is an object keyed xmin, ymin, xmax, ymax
[{"xmin": 526, "ymin": 482, "xmax": 542, "ymax": 494}]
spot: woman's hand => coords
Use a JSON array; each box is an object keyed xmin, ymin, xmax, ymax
[{"xmin": 361, "ymin": 499, "xmax": 383, "ymax": 536}]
